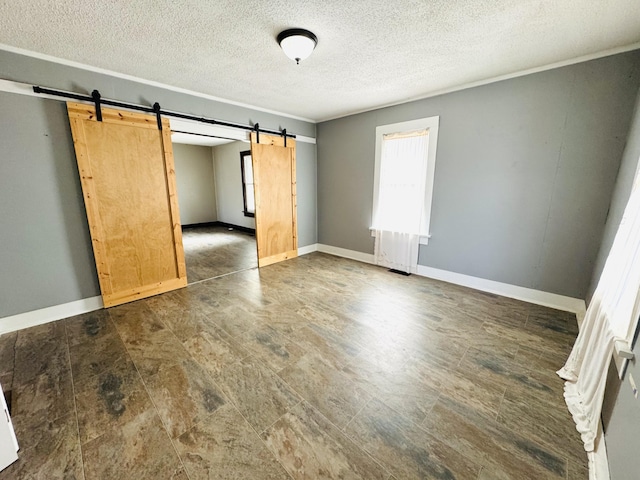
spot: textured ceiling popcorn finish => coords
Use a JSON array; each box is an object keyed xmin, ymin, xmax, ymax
[{"xmin": 0, "ymin": 1, "xmax": 639, "ymax": 121}]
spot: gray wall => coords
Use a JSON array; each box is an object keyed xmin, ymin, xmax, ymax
[
  {"xmin": 212, "ymin": 141, "xmax": 256, "ymax": 230},
  {"xmin": 296, "ymin": 141, "xmax": 318, "ymax": 248},
  {"xmin": 317, "ymin": 51, "xmax": 640, "ymax": 299},
  {"xmin": 588, "ymin": 88, "xmax": 640, "ymax": 301},
  {"xmin": 173, "ymin": 144, "xmax": 217, "ymax": 225},
  {"xmin": 596, "ymin": 87, "xmax": 640, "ymax": 480},
  {"xmin": 0, "ymin": 50, "xmax": 316, "ymax": 138},
  {"xmin": 0, "ymin": 93, "xmax": 100, "ymax": 317},
  {"xmin": 0, "ymin": 50, "xmax": 317, "ymax": 318}
]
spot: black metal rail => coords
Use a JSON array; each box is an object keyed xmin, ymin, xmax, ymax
[{"xmin": 32, "ymin": 86, "xmax": 295, "ymax": 139}]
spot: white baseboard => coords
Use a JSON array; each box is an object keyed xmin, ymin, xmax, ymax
[
  {"xmin": 298, "ymin": 244, "xmax": 319, "ymax": 256},
  {"xmin": 0, "ymin": 296, "xmax": 103, "ymax": 335},
  {"xmin": 0, "ymin": 248, "xmax": 587, "ymax": 333},
  {"xmin": 315, "ymin": 244, "xmax": 586, "ymax": 315},
  {"xmin": 416, "ymin": 265, "xmax": 586, "ymax": 315},
  {"xmin": 317, "ymin": 244, "xmax": 375, "ymax": 264}
]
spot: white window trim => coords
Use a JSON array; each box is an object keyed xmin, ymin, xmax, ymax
[{"xmin": 371, "ymin": 116, "xmax": 440, "ymax": 245}]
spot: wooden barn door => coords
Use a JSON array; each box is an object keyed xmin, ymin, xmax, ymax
[
  {"xmin": 67, "ymin": 102, "xmax": 187, "ymax": 307},
  {"xmin": 250, "ymin": 133, "xmax": 298, "ymax": 267}
]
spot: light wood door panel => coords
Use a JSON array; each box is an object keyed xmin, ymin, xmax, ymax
[
  {"xmin": 67, "ymin": 102, "xmax": 187, "ymax": 307},
  {"xmin": 250, "ymin": 133, "xmax": 297, "ymax": 267}
]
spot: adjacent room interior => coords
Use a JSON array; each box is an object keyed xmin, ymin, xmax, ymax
[
  {"xmin": 171, "ymin": 134, "xmax": 259, "ymax": 283},
  {"xmin": 1, "ymin": 2, "xmax": 640, "ymax": 480}
]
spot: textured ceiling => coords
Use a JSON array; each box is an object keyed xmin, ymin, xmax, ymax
[{"xmin": 1, "ymin": 1, "xmax": 639, "ymax": 121}]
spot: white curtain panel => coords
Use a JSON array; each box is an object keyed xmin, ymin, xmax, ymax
[
  {"xmin": 374, "ymin": 230, "xmax": 421, "ymax": 273},
  {"xmin": 373, "ymin": 130, "xmax": 429, "ymax": 273},
  {"xmin": 558, "ymin": 176, "xmax": 640, "ymax": 479}
]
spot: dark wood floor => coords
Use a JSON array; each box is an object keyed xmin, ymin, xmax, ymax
[
  {"xmin": 0, "ymin": 253, "xmax": 587, "ymax": 479},
  {"xmin": 182, "ymin": 225, "xmax": 257, "ymax": 283}
]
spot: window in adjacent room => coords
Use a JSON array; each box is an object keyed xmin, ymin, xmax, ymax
[{"xmin": 240, "ymin": 150, "xmax": 255, "ymax": 217}]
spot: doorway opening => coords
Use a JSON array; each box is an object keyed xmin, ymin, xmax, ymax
[{"xmin": 172, "ymin": 131, "xmax": 258, "ymax": 283}]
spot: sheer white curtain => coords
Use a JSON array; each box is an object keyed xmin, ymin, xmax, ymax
[
  {"xmin": 558, "ymin": 174, "xmax": 640, "ymax": 479},
  {"xmin": 373, "ymin": 129, "xmax": 429, "ymax": 273}
]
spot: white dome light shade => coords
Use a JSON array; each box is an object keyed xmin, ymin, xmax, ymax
[{"xmin": 277, "ymin": 29, "xmax": 318, "ymax": 64}]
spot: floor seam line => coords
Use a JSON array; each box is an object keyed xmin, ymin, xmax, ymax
[
  {"xmin": 108, "ymin": 314, "xmax": 194, "ymax": 480},
  {"xmin": 63, "ymin": 321, "xmax": 87, "ymax": 480}
]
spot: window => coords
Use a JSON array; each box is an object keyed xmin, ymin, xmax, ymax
[
  {"xmin": 240, "ymin": 150, "xmax": 255, "ymax": 217},
  {"xmin": 371, "ymin": 116, "xmax": 439, "ymax": 244}
]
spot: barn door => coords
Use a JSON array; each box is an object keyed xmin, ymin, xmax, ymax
[
  {"xmin": 250, "ymin": 133, "xmax": 297, "ymax": 267},
  {"xmin": 67, "ymin": 102, "xmax": 187, "ymax": 307}
]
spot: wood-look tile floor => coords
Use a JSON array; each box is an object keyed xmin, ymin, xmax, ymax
[
  {"xmin": 0, "ymin": 253, "xmax": 588, "ymax": 479},
  {"xmin": 182, "ymin": 225, "xmax": 257, "ymax": 283}
]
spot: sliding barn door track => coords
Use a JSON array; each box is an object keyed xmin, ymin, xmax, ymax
[{"xmin": 32, "ymin": 86, "xmax": 296, "ymax": 140}]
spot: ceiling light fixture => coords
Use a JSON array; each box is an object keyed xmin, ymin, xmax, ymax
[{"xmin": 277, "ymin": 29, "xmax": 318, "ymax": 65}]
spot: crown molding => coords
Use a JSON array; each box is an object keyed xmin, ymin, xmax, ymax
[
  {"xmin": 318, "ymin": 42, "xmax": 640, "ymax": 122},
  {"xmin": 0, "ymin": 43, "xmax": 316, "ymax": 124}
]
